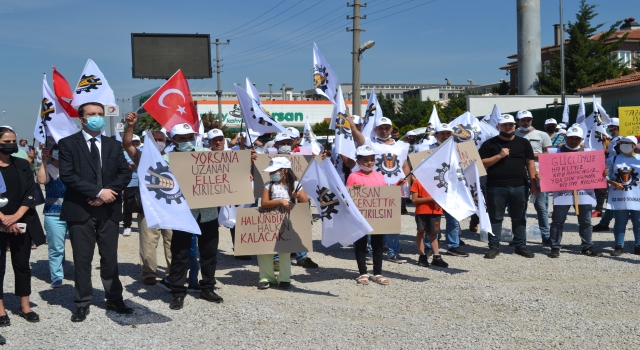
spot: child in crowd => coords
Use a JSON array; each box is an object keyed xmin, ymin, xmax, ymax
[
  {"xmin": 411, "ymin": 179, "xmax": 448, "ymax": 268},
  {"xmin": 346, "ymin": 145, "xmax": 389, "ymax": 285},
  {"xmin": 257, "ymin": 157, "xmax": 308, "ymax": 290}
]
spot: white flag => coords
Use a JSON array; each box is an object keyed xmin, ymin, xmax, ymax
[
  {"xmin": 583, "ymin": 105, "xmax": 609, "ymax": 151},
  {"xmin": 463, "ymin": 161, "xmax": 493, "ymax": 236},
  {"xmin": 71, "ymin": 59, "xmax": 116, "ymax": 108},
  {"xmin": 114, "ymin": 127, "xmax": 122, "ymax": 142},
  {"xmin": 489, "ymin": 104, "xmax": 501, "ymax": 128},
  {"xmin": 594, "ymin": 95, "xmax": 611, "ymax": 125},
  {"xmin": 40, "ymin": 75, "xmax": 80, "ymax": 143},
  {"xmin": 234, "ymin": 85, "xmax": 294, "ymax": 137},
  {"xmin": 299, "ymin": 114, "xmax": 322, "ymax": 155},
  {"xmin": 412, "ymin": 137, "xmax": 476, "ymax": 221},
  {"xmin": 361, "ymin": 89, "xmax": 383, "ymax": 139},
  {"xmin": 576, "ymin": 96, "xmax": 586, "ymax": 124},
  {"xmin": 33, "ymin": 107, "xmax": 46, "ymax": 144},
  {"xmin": 312, "ymin": 43, "xmax": 338, "ymax": 103},
  {"xmin": 330, "ymin": 86, "xmax": 356, "ymax": 161},
  {"xmin": 300, "ymin": 159, "xmax": 372, "ymax": 247},
  {"xmin": 561, "ymin": 99, "xmax": 570, "ymax": 124},
  {"xmin": 428, "ymin": 105, "xmax": 442, "ymax": 129},
  {"xmin": 137, "ymin": 133, "xmax": 201, "ymax": 235},
  {"xmin": 476, "ymin": 117, "xmax": 499, "ymax": 148},
  {"xmin": 448, "ymin": 111, "xmax": 493, "ymax": 148}
]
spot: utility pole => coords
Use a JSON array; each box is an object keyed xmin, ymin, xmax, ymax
[
  {"xmin": 559, "ymin": 0, "xmax": 566, "ymax": 104},
  {"xmin": 348, "ymin": 0, "xmax": 366, "ymax": 116},
  {"xmin": 212, "ymin": 38, "xmax": 230, "ymax": 120},
  {"xmin": 269, "ymin": 84, "xmax": 273, "ymax": 101}
]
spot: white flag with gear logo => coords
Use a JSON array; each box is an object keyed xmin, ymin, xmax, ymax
[
  {"xmin": 412, "ymin": 137, "xmax": 476, "ymax": 221},
  {"xmin": 330, "ymin": 86, "xmax": 356, "ymax": 161},
  {"xmin": 234, "ymin": 85, "xmax": 294, "ymax": 137},
  {"xmin": 312, "ymin": 43, "xmax": 338, "ymax": 103},
  {"xmin": 71, "ymin": 59, "xmax": 116, "ymax": 108},
  {"xmin": 448, "ymin": 111, "xmax": 494, "ymax": 148},
  {"xmin": 38, "ymin": 74, "xmax": 80, "ymax": 143},
  {"xmin": 361, "ymin": 89, "xmax": 384, "ymax": 140},
  {"xmin": 463, "ymin": 161, "xmax": 493, "ymax": 236},
  {"xmin": 300, "ymin": 159, "xmax": 372, "ymax": 247},
  {"xmin": 137, "ymin": 131, "xmax": 201, "ymax": 235}
]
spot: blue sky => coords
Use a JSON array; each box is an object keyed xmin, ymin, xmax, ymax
[{"xmin": 0, "ymin": 0, "xmax": 632, "ymax": 139}]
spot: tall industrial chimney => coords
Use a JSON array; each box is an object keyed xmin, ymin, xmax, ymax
[{"xmin": 517, "ymin": 0, "xmax": 542, "ymax": 95}]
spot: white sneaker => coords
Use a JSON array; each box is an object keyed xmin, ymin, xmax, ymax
[{"xmin": 123, "ymin": 228, "xmax": 132, "ymax": 236}]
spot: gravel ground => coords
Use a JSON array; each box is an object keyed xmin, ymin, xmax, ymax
[{"xmin": 0, "ymin": 200, "xmax": 639, "ymax": 349}]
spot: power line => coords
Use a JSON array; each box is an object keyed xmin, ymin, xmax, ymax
[
  {"xmin": 364, "ymin": 0, "xmax": 417, "ymax": 16},
  {"xmin": 224, "ymin": 0, "xmax": 305, "ymax": 40},
  {"xmin": 214, "ymin": 0, "xmax": 287, "ymax": 38},
  {"xmin": 367, "ymin": 0, "xmax": 437, "ymax": 24}
]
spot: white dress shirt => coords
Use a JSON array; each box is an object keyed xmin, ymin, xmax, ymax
[{"xmin": 81, "ymin": 130, "xmax": 103, "ymax": 197}]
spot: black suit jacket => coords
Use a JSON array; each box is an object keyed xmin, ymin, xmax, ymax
[
  {"xmin": 58, "ymin": 131, "xmax": 132, "ymax": 222},
  {"xmin": 2, "ymin": 157, "xmax": 46, "ymax": 246}
]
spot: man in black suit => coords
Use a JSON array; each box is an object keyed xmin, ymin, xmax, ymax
[{"xmin": 58, "ymin": 102, "xmax": 133, "ymax": 322}]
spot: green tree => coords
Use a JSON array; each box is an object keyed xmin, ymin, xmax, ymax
[
  {"xmin": 376, "ymin": 93, "xmax": 396, "ymax": 121},
  {"xmin": 441, "ymin": 93, "xmax": 467, "ymax": 121},
  {"xmin": 498, "ymin": 80, "xmax": 511, "ymax": 95},
  {"xmin": 200, "ymin": 111, "xmax": 228, "ymax": 134},
  {"xmin": 395, "ymin": 97, "xmax": 431, "ymax": 128},
  {"xmin": 537, "ymin": 0, "xmax": 632, "ymax": 94},
  {"xmin": 312, "ymin": 120, "xmax": 331, "ymax": 137},
  {"xmin": 136, "ymin": 114, "xmax": 161, "ymax": 133}
]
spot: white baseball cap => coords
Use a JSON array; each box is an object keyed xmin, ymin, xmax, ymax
[
  {"xmin": 169, "ymin": 123, "xmax": 196, "ymax": 138},
  {"xmin": 558, "ymin": 123, "xmax": 567, "ymax": 129},
  {"xmin": 356, "ymin": 145, "xmax": 375, "ymax": 157},
  {"xmin": 606, "ymin": 118, "xmax": 620, "ymax": 127},
  {"xmin": 620, "ymin": 136, "xmax": 638, "ymax": 145},
  {"xmin": 262, "ymin": 157, "xmax": 292, "ymax": 172},
  {"xmin": 0, "ymin": 125, "xmax": 14, "ymax": 131},
  {"xmin": 132, "ymin": 134, "xmax": 141, "ymax": 142},
  {"xmin": 558, "ymin": 129, "xmax": 567, "ymax": 135},
  {"xmin": 207, "ymin": 128, "xmax": 224, "ymax": 139},
  {"xmin": 435, "ymin": 123, "xmax": 454, "ymax": 132},
  {"xmin": 405, "ymin": 130, "xmax": 417, "ymax": 137},
  {"xmin": 377, "ymin": 117, "xmax": 392, "ymax": 126},
  {"xmin": 286, "ymin": 127, "xmax": 300, "ymax": 138},
  {"xmin": 274, "ymin": 133, "xmax": 293, "ymax": 142},
  {"xmin": 566, "ymin": 126, "xmax": 584, "ymax": 138},
  {"xmin": 499, "ymin": 114, "xmax": 516, "ymax": 124},
  {"xmin": 482, "ymin": 114, "xmax": 491, "ymax": 122},
  {"xmin": 352, "ymin": 115, "xmax": 362, "ymax": 125},
  {"xmin": 516, "ymin": 110, "xmax": 532, "ymax": 119},
  {"xmin": 544, "ymin": 118, "xmax": 558, "ymax": 125}
]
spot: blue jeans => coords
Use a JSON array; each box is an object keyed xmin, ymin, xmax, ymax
[
  {"xmin": 612, "ymin": 210, "xmax": 640, "ymax": 248},
  {"xmin": 424, "ymin": 211, "xmax": 459, "ymax": 249},
  {"xmin": 274, "ymin": 252, "xmax": 307, "ymax": 261},
  {"xmin": 550, "ymin": 205, "xmax": 593, "ymax": 250},
  {"xmin": 525, "ymin": 185, "xmax": 550, "ymax": 239},
  {"xmin": 385, "ymin": 234, "xmax": 401, "ymax": 257},
  {"xmin": 188, "ymin": 253, "xmax": 200, "ymax": 286},
  {"xmin": 599, "ymin": 208, "xmax": 614, "ymax": 227},
  {"xmin": 487, "ymin": 186, "xmax": 528, "ymax": 249},
  {"xmin": 44, "ymin": 215, "xmax": 67, "ymax": 282}
]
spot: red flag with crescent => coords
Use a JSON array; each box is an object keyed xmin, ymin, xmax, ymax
[
  {"xmin": 52, "ymin": 66, "xmax": 79, "ymax": 117},
  {"xmin": 142, "ymin": 69, "xmax": 199, "ymax": 131}
]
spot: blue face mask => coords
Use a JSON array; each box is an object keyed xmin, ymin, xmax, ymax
[
  {"xmin": 84, "ymin": 116, "xmax": 105, "ymax": 131},
  {"xmin": 270, "ymin": 172, "xmax": 282, "ymax": 183},
  {"xmin": 177, "ymin": 141, "xmax": 196, "ymax": 152}
]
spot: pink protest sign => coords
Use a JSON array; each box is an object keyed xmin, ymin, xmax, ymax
[{"xmin": 539, "ymin": 151, "xmax": 607, "ymax": 192}]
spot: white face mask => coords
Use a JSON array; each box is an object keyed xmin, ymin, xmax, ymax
[
  {"xmin": 519, "ymin": 125, "xmax": 533, "ymax": 131},
  {"xmin": 565, "ymin": 144, "xmax": 581, "ymax": 150},
  {"xmin": 620, "ymin": 144, "xmax": 635, "ymax": 155},
  {"xmin": 155, "ymin": 141, "xmax": 166, "ymax": 153},
  {"xmin": 377, "ymin": 135, "xmax": 391, "ymax": 141},
  {"xmin": 358, "ymin": 163, "xmax": 373, "ymax": 172},
  {"xmin": 277, "ymin": 145, "xmax": 291, "ymax": 154}
]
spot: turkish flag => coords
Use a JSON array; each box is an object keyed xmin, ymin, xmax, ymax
[
  {"xmin": 142, "ymin": 70, "xmax": 199, "ymax": 132},
  {"xmin": 52, "ymin": 66, "xmax": 79, "ymax": 117}
]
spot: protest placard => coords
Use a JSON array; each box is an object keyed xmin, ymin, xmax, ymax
[
  {"xmin": 619, "ymin": 106, "xmax": 640, "ymax": 136},
  {"xmin": 169, "ymin": 150, "xmax": 254, "ymax": 209},
  {"xmin": 252, "ymin": 154, "xmax": 314, "ymax": 198},
  {"xmin": 539, "ymin": 151, "xmax": 607, "ymax": 192},
  {"xmin": 347, "ymin": 186, "xmax": 401, "ymax": 234},
  {"xmin": 234, "ymin": 204, "xmax": 313, "ymax": 256},
  {"xmin": 408, "ymin": 140, "xmax": 486, "ymax": 176}
]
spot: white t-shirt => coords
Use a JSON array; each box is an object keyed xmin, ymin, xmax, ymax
[
  {"xmin": 363, "ymin": 137, "xmax": 409, "ymax": 186},
  {"xmin": 607, "ymin": 154, "xmax": 640, "ymax": 210},
  {"xmin": 264, "ymin": 181, "xmax": 299, "ymax": 201},
  {"xmin": 515, "ymin": 129, "xmax": 552, "ymax": 154}
]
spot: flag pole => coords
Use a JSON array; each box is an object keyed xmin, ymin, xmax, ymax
[
  {"xmin": 294, "ymin": 156, "xmax": 317, "ymax": 194},
  {"xmin": 573, "ymin": 190, "xmax": 580, "ymax": 215}
]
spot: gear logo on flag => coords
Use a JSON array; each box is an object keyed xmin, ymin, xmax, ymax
[
  {"xmin": 375, "ymin": 153, "xmax": 401, "ymax": 178},
  {"xmin": 615, "ymin": 166, "xmax": 639, "ymax": 191},
  {"xmin": 250, "ymin": 107, "xmax": 273, "ymax": 126},
  {"xmin": 40, "ymin": 98, "xmax": 54, "ymax": 123},
  {"xmin": 335, "ymin": 112, "xmax": 353, "ymax": 140},
  {"xmin": 145, "ymin": 162, "xmax": 185, "ymax": 204},
  {"xmin": 75, "ymin": 74, "xmax": 102, "ymax": 94},
  {"xmin": 229, "ymin": 105, "xmax": 242, "ymax": 118},
  {"xmin": 316, "ymin": 186, "xmax": 340, "ymax": 219},
  {"xmin": 363, "ymin": 103, "xmax": 376, "ymax": 128},
  {"xmin": 434, "ymin": 162, "xmax": 451, "ymax": 192},
  {"xmin": 313, "ymin": 66, "xmax": 329, "ymax": 93},
  {"xmin": 469, "ymin": 183, "xmax": 479, "ymax": 207},
  {"xmin": 452, "ymin": 124, "xmax": 481, "ymax": 145}
]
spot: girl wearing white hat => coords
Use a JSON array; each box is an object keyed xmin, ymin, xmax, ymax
[{"xmin": 258, "ymin": 157, "xmax": 308, "ymax": 290}]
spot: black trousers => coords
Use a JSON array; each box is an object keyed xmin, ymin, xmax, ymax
[
  {"xmin": 68, "ymin": 217, "xmax": 123, "ymax": 308},
  {"xmin": 0, "ymin": 231, "xmax": 32, "ymax": 299},
  {"xmin": 354, "ymin": 234, "xmax": 384, "ymax": 276},
  {"xmin": 595, "ymin": 188, "xmax": 608, "ymax": 212},
  {"xmin": 122, "ymin": 187, "xmax": 136, "ymax": 228},
  {"xmin": 170, "ymin": 218, "xmax": 219, "ymax": 297}
]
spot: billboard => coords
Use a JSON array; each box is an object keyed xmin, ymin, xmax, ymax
[{"xmin": 131, "ymin": 33, "xmax": 212, "ymax": 79}]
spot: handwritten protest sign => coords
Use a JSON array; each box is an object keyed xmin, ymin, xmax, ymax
[
  {"xmin": 408, "ymin": 141, "xmax": 486, "ymax": 176},
  {"xmin": 252, "ymin": 154, "xmax": 314, "ymax": 198},
  {"xmin": 539, "ymin": 151, "xmax": 607, "ymax": 192},
  {"xmin": 347, "ymin": 186, "xmax": 401, "ymax": 234},
  {"xmin": 169, "ymin": 150, "xmax": 254, "ymax": 209},
  {"xmin": 619, "ymin": 106, "xmax": 640, "ymax": 136},
  {"xmin": 234, "ymin": 204, "xmax": 313, "ymax": 256}
]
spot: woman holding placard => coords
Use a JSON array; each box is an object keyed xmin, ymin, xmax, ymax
[{"xmin": 258, "ymin": 157, "xmax": 308, "ymax": 290}]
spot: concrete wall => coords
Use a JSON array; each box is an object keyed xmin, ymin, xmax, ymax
[{"xmin": 467, "ymin": 95, "xmax": 601, "ymax": 116}]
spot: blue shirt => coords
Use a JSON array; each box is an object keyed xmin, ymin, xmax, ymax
[
  {"xmin": 124, "ymin": 152, "xmax": 139, "ymax": 187},
  {"xmin": 550, "ymin": 133, "xmax": 565, "ymax": 148},
  {"xmin": 44, "ymin": 175, "xmax": 66, "ymax": 215},
  {"xmin": 0, "ymin": 171, "xmax": 5, "ymax": 194}
]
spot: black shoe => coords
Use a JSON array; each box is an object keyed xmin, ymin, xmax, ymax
[
  {"xmin": 549, "ymin": 248, "xmax": 560, "ymax": 258},
  {"xmin": 0, "ymin": 334, "xmax": 5, "ymax": 345},
  {"xmin": 592, "ymin": 223, "xmax": 610, "ymax": 232},
  {"xmin": 446, "ymin": 247, "xmax": 469, "ymax": 257},
  {"xmin": 542, "ymin": 236, "xmax": 551, "ymax": 246},
  {"xmin": 458, "ymin": 239, "xmax": 466, "ymax": 246},
  {"xmin": 70, "ymin": 307, "xmax": 89, "ymax": 322},
  {"xmin": 257, "ymin": 281, "xmax": 270, "ymax": 290},
  {"xmin": 105, "ymin": 299, "xmax": 133, "ymax": 314},
  {"xmin": 279, "ymin": 281, "xmax": 291, "ymax": 290},
  {"xmin": 634, "ymin": 247, "xmax": 640, "ymax": 256},
  {"xmin": 484, "ymin": 247, "xmax": 500, "ymax": 259},
  {"xmin": 158, "ymin": 278, "xmax": 171, "ymax": 292},
  {"xmin": 515, "ymin": 247, "xmax": 535, "ymax": 258},
  {"xmin": 417, "ymin": 254, "xmax": 429, "ymax": 267},
  {"xmin": 235, "ymin": 255, "xmax": 252, "ymax": 260},
  {"xmin": 424, "ymin": 248, "xmax": 433, "ymax": 257},
  {"xmin": 18, "ymin": 309, "xmax": 39, "ymax": 323},
  {"xmin": 296, "ymin": 257, "xmax": 319, "ymax": 268},
  {"xmin": 169, "ymin": 296, "xmax": 184, "ymax": 310},
  {"xmin": 431, "ymin": 255, "xmax": 449, "ymax": 268},
  {"xmin": 611, "ymin": 246, "xmax": 624, "ymax": 256},
  {"xmin": 200, "ymin": 289, "xmax": 224, "ymax": 303},
  {"xmin": 0, "ymin": 315, "xmax": 9, "ymax": 327},
  {"xmin": 581, "ymin": 247, "xmax": 603, "ymax": 257}
]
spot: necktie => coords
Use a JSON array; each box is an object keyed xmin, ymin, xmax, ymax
[{"xmin": 90, "ymin": 138, "xmax": 103, "ymax": 189}]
